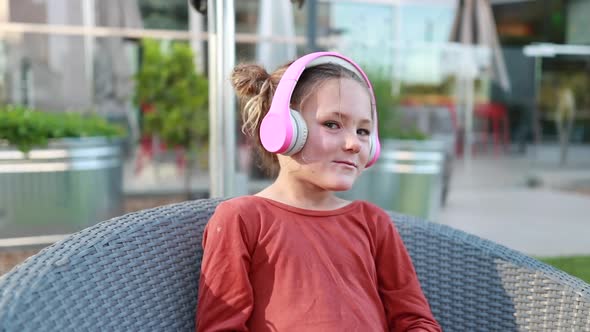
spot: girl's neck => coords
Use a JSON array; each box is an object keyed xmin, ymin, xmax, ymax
[{"xmin": 255, "ymin": 172, "xmax": 349, "ymax": 211}]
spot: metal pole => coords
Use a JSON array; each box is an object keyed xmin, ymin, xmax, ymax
[
  {"xmin": 82, "ymin": 0, "xmax": 95, "ymax": 104},
  {"xmin": 206, "ymin": 0, "xmax": 219, "ymax": 196},
  {"xmin": 220, "ymin": 0, "xmax": 237, "ymax": 196},
  {"xmin": 306, "ymin": 0, "xmax": 318, "ymax": 52},
  {"xmin": 207, "ymin": 0, "xmax": 237, "ymax": 197}
]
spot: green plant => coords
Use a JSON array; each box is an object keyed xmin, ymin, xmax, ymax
[
  {"xmin": 134, "ymin": 39, "xmax": 208, "ymax": 150},
  {"xmin": 367, "ymin": 71, "xmax": 427, "ymax": 140},
  {"xmin": 134, "ymin": 39, "xmax": 209, "ymax": 197},
  {"xmin": 0, "ymin": 104, "xmax": 125, "ymax": 153}
]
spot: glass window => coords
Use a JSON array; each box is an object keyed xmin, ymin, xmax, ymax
[
  {"xmin": 8, "ymin": 0, "xmax": 187, "ymax": 31},
  {"xmin": 0, "ymin": 33, "xmax": 138, "ymax": 118},
  {"xmin": 330, "ymin": 2, "xmax": 393, "ymax": 70},
  {"xmin": 236, "ymin": 0, "xmax": 259, "ymax": 34},
  {"xmin": 137, "ymin": 0, "xmax": 188, "ymax": 30},
  {"xmin": 236, "ymin": 43, "xmax": 257, "ymax": 63},
  {"xmin": 399, "ymin": 3, "xmax": 455, "ymax": 44},
  {"xmin": 9, "ymin": 0, "xmax": 69, "ymax": 25},
  {"xmin": 396, "ymin": 3, "xmax": 455, "ymax": 85},
  {"xmin": 292, "ymin": 1, "xmax": 330, "ymax": 38},
  {"xmin": 328, "ymin": 1, "xmax": 454, "ymax": 84},
  {"xmin": 566, "ymin": 0, "xmax": 590, "ymax": 44}
]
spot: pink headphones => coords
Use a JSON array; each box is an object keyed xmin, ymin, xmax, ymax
[{"xmin": 259, "ymin": 51, "xmax": 381, "ymax": 168}]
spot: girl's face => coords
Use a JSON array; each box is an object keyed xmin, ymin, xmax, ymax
[{"xmin": 277, "ymin": 77, "xmax": 373, "ymax": 192}]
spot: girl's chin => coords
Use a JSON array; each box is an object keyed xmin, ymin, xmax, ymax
[
  {"xmin": 323, "ymin": 181, "xmax": 357, "ymax": 192},
  {"xmin": 295, "ymin": 172, "xmax": 359, "ymax": 192}
]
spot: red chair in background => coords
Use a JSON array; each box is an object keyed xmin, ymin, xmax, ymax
[{"xmin": 474, "ymin": 102, "xmax": 510, "ymax": 155}]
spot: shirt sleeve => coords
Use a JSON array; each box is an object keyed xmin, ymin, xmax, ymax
[
  {"xmin": 374, "ymin": 214, "xmax": 442, "ymax": 332},
  {"xmin": 196, "ymin": 202, "xmax": 256, "ymax": 332}
]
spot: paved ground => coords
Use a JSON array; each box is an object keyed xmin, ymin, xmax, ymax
[{"xmin": 438, "ymin": 153, "xmax": 590, "ymax": 257}]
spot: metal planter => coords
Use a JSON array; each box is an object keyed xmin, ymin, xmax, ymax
[
  {"xmin": 0, "ymin": 137, "xmax": 123, "ymax": 248},
  {"xmin": 339, "ymin": 139, "xmax": 447, "ymax": 221}
]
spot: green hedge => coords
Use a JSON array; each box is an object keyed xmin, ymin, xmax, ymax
[{"xmin": 0, "ymin": 105, "xmax": 125, "ymax": 153}]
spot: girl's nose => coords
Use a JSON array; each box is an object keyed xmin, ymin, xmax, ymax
[{"xmin": 344, "ymin": 132, "xmax": 361, "ymax": 153}]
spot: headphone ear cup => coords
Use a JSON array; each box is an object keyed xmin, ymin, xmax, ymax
[
  {"xmin": 284, "ymin": 109, "xmax": 308, "ymax": 155},
  {"xmin": 365, "ymin": 131, "xmax": 380, "ymax": 167},
  {"xmin": 367, "ymin": 135, "xmax": 376, "ymax": 163}
]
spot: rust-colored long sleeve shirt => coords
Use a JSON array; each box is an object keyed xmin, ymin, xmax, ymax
[{"xmin": 196, "ymin": 196, "xmax": 441, "ymax": 332}]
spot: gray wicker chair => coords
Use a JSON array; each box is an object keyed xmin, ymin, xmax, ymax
[{"xmin": 0, "ymin": 198, "xmax": 589, "ymax": 331}]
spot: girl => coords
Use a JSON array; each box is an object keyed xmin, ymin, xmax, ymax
[{"xmin": 196, "ymin": 52, "xmax": 441, "ymax": 332}]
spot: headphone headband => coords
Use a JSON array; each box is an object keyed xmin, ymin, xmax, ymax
[{"xmin": 260, "ymin": 51, "xmax": 381, "ymax": 167}]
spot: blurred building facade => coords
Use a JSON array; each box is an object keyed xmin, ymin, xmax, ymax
[{"xmin": 0, "ymin": 0, "xmax": 588, "ymax": 153}]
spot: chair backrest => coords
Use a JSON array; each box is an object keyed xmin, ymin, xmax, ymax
[{"xmin": 1, "ymin": 198, "xmax": 589, "ymax": 331}]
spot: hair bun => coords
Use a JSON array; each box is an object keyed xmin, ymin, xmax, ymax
[{"xmin": 231, "ymin": 64, "xmax": 270, "ymax": 98}]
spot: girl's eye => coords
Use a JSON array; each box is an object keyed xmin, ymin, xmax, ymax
[
  {"xmin": 357, "ymin": 128, "xmax": 371, "ymax": 136},
  {"xmin": 324, "ymin": 121, "xmax": 340, "ymax": 129}
]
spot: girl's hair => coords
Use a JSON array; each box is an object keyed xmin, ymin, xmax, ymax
[{"xmin": 231, "ymin": 60, "xmax": 368, "ymax": 176}]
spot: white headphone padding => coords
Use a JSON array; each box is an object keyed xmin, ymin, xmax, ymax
[{"xmin": 284, "ymin": 109, "xmax": 308, "ymax": 155}]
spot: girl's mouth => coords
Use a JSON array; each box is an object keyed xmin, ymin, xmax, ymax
[{"xmin": 333, "ymin": 160, "xmax": 358, "ymax": 169}]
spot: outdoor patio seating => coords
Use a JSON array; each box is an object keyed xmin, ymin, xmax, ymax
[{"xmin": 0, "ymin": 198, "xmax": 589, "ymax": 331}]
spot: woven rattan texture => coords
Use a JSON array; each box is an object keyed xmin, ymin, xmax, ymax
[
  {"xmin": 0, "ymin": 199, "xmax": 589, "ymax": 331},
  {"xmin": 0, "ymin": 198, "xmax": 222, "ymax": 331},
  {"xmin": 390, "ymin": 211, "xmax": 590, "ymax": 332}
]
